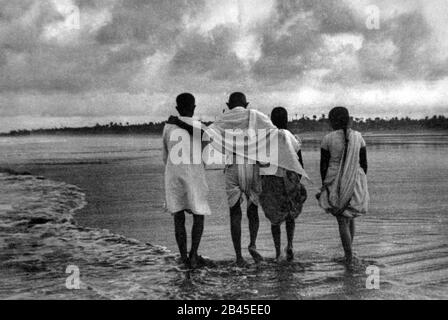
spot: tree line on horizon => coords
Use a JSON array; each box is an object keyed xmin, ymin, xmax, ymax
[{"xmin": 2, "ymin": 115, "xmax": 447, "ymax": 137}]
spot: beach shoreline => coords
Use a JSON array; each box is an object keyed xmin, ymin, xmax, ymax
[
  {"xmin": 1, "ymin": 132, "xmax": 447, "ymax": 300},
  {"xmin": 0, "ymin": 171, "xmax": 189, "ymax": 300},
  {"xmin": 1, "ymin": 168, "xmax": 447, "ymax": 300}
]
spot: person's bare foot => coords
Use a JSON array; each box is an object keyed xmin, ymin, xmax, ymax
[
  {"xmin": 182, "ymin": 259, "xmax": 191, "ymax": 269},
  {"xmin": 235, "ymin": 256, "xmax": 248, "ymax": 267},
  {"xmin": 275, "ymin": 250, "xmax": 281, "ymax": 261},
  {"xmin": 345, "ymin": 254, "xmax": 354, "ymax": 267},
  {"xmin": 196, "ymin": 255, "xmax": 216, "ymax": 268},
  {"xmin": 248, "ymin": 246, "xmax": 263, "ymax": 263},
  {"xmin": 189, "ymin": 253, "xmax": 200, "ymax": 269},
  {"xmin": 276, "ymin": 253, "xmax": 285, "ymax": 263},
  {"xmin": 285, "ymin": 246, "xmax": 294, "ymax": 262},
  {"xmin": 177, "ymin": 255, "xmax": 189, "ymax": 267}
]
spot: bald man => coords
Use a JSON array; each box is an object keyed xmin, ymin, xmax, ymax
[{"xmin": 217, "ymin": 93, "xmax": 265, "ymax": 265}]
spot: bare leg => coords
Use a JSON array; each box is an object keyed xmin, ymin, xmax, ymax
[
  {"xmin": 285, "ymin": 217, "xmax": 295, "ymax": 261},
  {"xmin": 337, "ymin": 216, "xmax": 353, "ymax": 263},
  {"xmin": 271, "ymin": 224, "xmax": 281, "ymax": 260},
  {"xmin": 349, "ymin": 219, "xmax": 355, "ymax": 244},
  {"xmin": 230, "ymin": 201, "xmax": 245, "ymax": 265},
  {"xmin": 189, "ymin": 214, "xmax": 204, "ymax": 268},
  {"xmin": 247, "ymin": 203, "xmax": 263, "ymax": 262},
  {"xmin": 174, "ymin": 211, "xmax": 188, "ymax": 264},
  {"xmin": 247, "ymin": 203, "xmax": 259, "ymax": 248}
]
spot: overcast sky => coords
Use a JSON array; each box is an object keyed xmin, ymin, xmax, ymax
[{"xmin": 1, "ymin": 0, "xmax": 448, "ymax": 132}]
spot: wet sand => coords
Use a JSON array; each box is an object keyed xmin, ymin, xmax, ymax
[{"xmin": 0, "ymin": 133, "xmax": 447, "ymax": 299}]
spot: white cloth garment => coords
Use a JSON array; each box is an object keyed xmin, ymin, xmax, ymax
[
  {"xmin": 205, "ymin": 107, "xmax": 309, "ymax": 180},
  {"xmin": 317, "ymin": 129, "xmax": 369, "ymax": 218},
  {"xmin": 207, "ymin": 107, "xmax": 265, "ymax": 207},
  {"xmin": 162, "ymin": 117, "xmax": 211, "ymax": 216},
  {"xmin": 224, "ymin": 163, "xmax": 261, "ymax": 207},
  {"xmin": 268, "ymin": 130, "xmax": 302, "ymax": 177}
]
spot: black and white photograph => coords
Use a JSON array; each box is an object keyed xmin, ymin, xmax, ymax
[{"xmin": 0, "ymin": 0, "xmax": 447, "ymax": 302}]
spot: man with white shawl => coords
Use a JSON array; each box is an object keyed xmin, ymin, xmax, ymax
[{"xmin": 208, "ymin": 93, "xmax": 309, "ymax": 265}]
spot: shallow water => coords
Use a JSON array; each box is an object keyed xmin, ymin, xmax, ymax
[{"xmin": 0, "ymin": 132, "xmax": 447, "ymax": 299}]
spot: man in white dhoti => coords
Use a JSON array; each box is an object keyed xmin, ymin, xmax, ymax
[
  {"xmin": 207, "ymin": 93, "xmax": 308, "ymax": 265},
  {"xmin": 212, "ymin": 93, "xmax": 268, "ymax": 265},
  {"xmin": 163, "ymin": 93, "xmax": 211, "ymax": 268}
]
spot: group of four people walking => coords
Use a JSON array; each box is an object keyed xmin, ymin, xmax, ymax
[{"xmin": 163, "ymin": 92, "xmax": 369, "ymax": 268}]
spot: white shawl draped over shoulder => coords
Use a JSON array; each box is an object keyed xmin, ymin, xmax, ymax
[
  {"xmin": 205, "ymin": 108, "xmax": 309, "ymax": 180},
  {"xmin": 317, "ymin": 129, "xmax": 369, "ymax": 218}
]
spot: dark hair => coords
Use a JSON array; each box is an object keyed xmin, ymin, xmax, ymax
[
  {"xmin": 176, "ymin": 93, "xmax": 195, "ymax": 116},
  {"xmin": 227, "ymin": 92, "xmax": 247, "ymax": 109},
  {"xmin": 271, "ymin": 107, "xmax": 288, "ymax": 129},
  {"xmin": 329, "ymin": 106, "xmax": 350, "ymax": 160},
  {"xmin": 329, "ymin": 106, "xmax": 350, "ymax": 131}
]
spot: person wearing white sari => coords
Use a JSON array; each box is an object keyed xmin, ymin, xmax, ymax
[{"xmin": 317, "ymin": 107, "xmax": 369, "ymax": 265}]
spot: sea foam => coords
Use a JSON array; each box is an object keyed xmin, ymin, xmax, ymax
[{"xmin": 0, "ymin": 172, "xmax": 183, "ymax": 300}]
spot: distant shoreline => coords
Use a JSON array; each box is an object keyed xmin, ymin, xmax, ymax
[
  {"xmin": 0, "ymin": 132, "xmax": 163, "ymax": 137},
  {"xmin": 1, "ymin": 115, "xmax": 447, "ymax": 137},
  {"xmin": 1, "ymin": 128, "xmax": 447, "ymax": 138}
]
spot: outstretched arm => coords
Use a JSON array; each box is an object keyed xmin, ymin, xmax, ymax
[
  {"xmin": 320, "ymin": 148, "xmax": 330, "ymax": 184},
  {"xmin": 167, "ymin": 116, "xmax": 193, "ymax": 135},
  {"xmin": 167, "ymin": 116, "xmax": 206, "ymax": 138}
]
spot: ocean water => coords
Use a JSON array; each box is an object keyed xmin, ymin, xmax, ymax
[{"xmin": 0, "ymin": 132, "xmax": 447, "ymax": 299}]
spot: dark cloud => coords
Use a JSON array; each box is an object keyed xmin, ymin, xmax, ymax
[
  {"xmin": 252, "ymin": 0, "xmax": 376, "ymax": 84},
  {"xmin": 358, "ymin": 9, "xmax": 448, "ymax": 82},
  {"xmin": 0, "ymin": 0, "xmax": 62, "ymax": 52},
  {"xmin": 250, "ymin": 0, "xmax": 365, "ymax": 83},
  {"xmin": 0, "ymin": 0, "xmax": 204, "ymax": 94},
  {"xmin": 388, "ymin": 12, "xmax": 446, "ymax": 80},
  {"xmin": 95, "ymin": 0, "xmax": 202, "ymax": 46},
  {"xmin": 299, "ymin": 0, "xmax": 361, "ymax": 34},
  {"xmin": 73, "ymin": 0, "xmax": 103, "ymax": 10},
  {"xmin": 251, "ymin": 0, "xmax": 448, "ymax": 84},
  {"xmin": 169, "ymin": 26, "xmax": 245, "ymax": 81},
  {"xmin": 1, "ymin": 0, "xmax": 447, "ymax": 95},
  {"xmin": 251, "ymin": 29, "xmax": 322, "ymax": 82}
]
